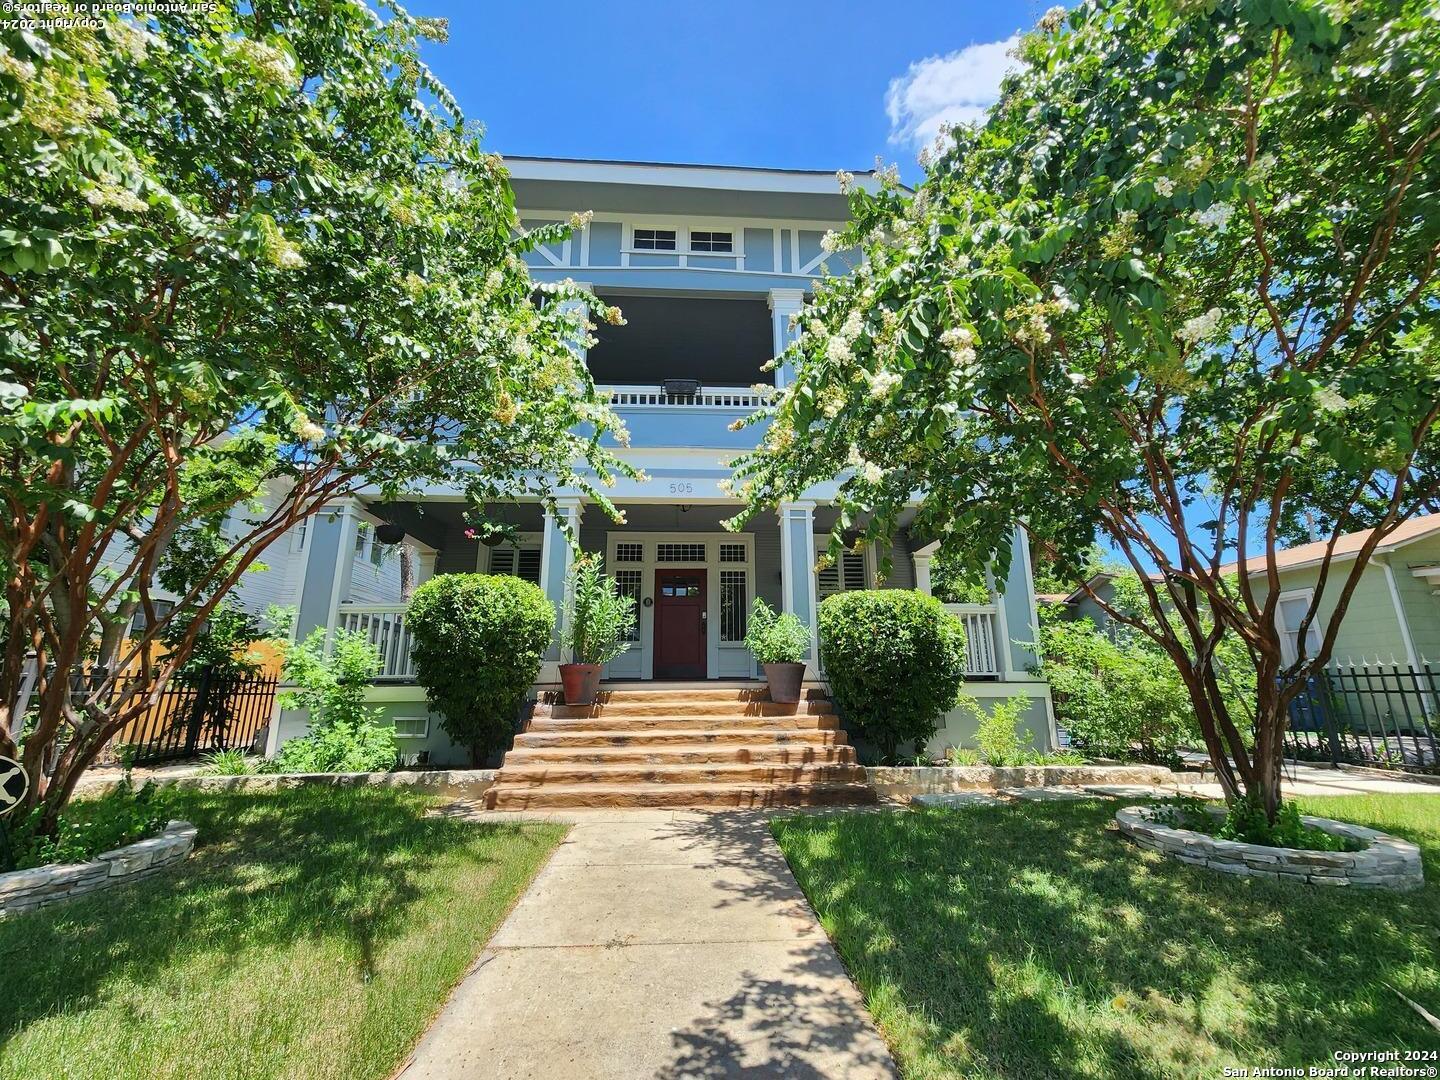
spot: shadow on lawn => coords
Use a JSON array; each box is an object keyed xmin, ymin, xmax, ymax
[
  {"xmin": 0, "ymin": 786, "xmax": 536, "ymax": 1038},
  {"xmin": 771, "ymin": 800, "xmax": 1440, "ymax": 1079}
]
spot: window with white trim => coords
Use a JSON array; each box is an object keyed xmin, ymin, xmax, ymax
[
  {"xmin": 690, "ymin": 230, "xmax": 733, "ymax": 253},
  {"xmin": 719, "ymin": 569, "xmax": 748, "ymax": 642},
  {"xmin": 489, "ymin": 545, "xmax": 543, "ymax": 585},
  {"xmin": 614, "ymin": 542, "xmax": 644, "ymax": 562},
  {"xmin": 614, "ymin": 569, "xmax": 642, "ymax": 641},
  {"xmin": 656, "ymin": 543, "xmax": 706, "ymax": 562},
  {"xmin": 1276, "ymin": 590, "xmax": 1322, "ymax": 666},
  {"xmin": 718, "ymin": 543, "xmax": 747, "ymax": 563},
  {"xmin": 289, "ymin": 517, "xmax": 309, "ymax": 553},
  {"xmin": 392, "ymin": 715, "xmax": 429, "ymax": 739},
  {"xmin": 633, "ymin": 228, "xmax": 677, "ymax": 251},
  {"xmin": 817, "ymin": 550, "xmax": 868, "ymax": 598}
]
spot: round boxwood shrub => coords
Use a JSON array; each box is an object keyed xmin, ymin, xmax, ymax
[
  {"xmin": 817, "ymin": 589, "xmax": 966, "ymax": 763},
  {"xmin": 405, "ymin": 573, "xmax": 555, "ymax": 766}
]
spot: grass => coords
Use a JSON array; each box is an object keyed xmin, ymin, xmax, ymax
[
  {"xmin": 0, "ymin": 786, "xmax": 565, "ymax": 1080},
  {"xmin": 773, "ymin": 793, "xmax": 1440, "ymax": 1080}
]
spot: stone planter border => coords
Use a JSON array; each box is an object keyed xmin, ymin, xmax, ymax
[
  {"xmin": 867, "ymin": 763, "xmax": 1174, "ymax": 797},
  {"xmin": 77, "ymin": 768, "xmax": 496, "ymax": 799},
  {"xmin": 0, "ymin": 819, "xmax": 197, "ymax": 918},
  {"xmin": 1115, "ymin": 805, "xmax": 1424, "ymax": 891}
]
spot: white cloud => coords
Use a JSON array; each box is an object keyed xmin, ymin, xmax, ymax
[{"xmin": 885, "ymin": 34, "xmax": 1021, "ymax": 149}]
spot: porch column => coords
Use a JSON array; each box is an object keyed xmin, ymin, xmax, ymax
[
  {"xmin": 996, "ymin": 525, "xmax": 1043, "ymax": 677},
  {"xmin": 539, "ymin": 497, "xmax": 583, "ymax": 668},
  {"xmin": 778, "ymin": 500, "xmax": 820, "ymax": 675},
  {"xmin": 767, "ymin": 288, "xmax": 806, "ymax": 390},
  {"xmin": 912, "ymin": 542, "xmax": 938, "ymax": 597},
  {"xmin": 293, "ymin": 499, "xmax": 360, "ymax": 646}
]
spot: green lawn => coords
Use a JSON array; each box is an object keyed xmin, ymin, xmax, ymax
[
  {"xmin": 773, "ymin": 794, "xmax": 1440, "ymax": 1080},
  {"xmin": 0, "ymin": 787, "xmax": 565, "ymax": 1080}
]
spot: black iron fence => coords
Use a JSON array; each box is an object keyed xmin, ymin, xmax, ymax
[{"xmin": 1285, "ymin": 662, "xmax": 1439, "ymax": 773}]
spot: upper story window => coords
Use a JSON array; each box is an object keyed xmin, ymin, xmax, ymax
[
  {"xmin": 1276, "ymin": 590, "xmax": 1323, "ymax": 666},
  {"xmin": 633, "ymin": 228, "xmax": 677, "ymax": 251},
  {"xmin": 690, "ymin": 230, "xmax": 733, "ymax": 253}
]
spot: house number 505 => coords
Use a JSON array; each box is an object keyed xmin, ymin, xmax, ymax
[{"xmin": 667, "ymin": 482, "xmax": 695, "ymax": 495}]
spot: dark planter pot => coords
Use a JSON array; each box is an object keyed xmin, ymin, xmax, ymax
[
  {"xmin": 559, "ymin": 663, "xmax": 603, "ymax": 706},
  {"xmin": 762, "ymin": 662, "xmax": 806, "ymax": 704}
]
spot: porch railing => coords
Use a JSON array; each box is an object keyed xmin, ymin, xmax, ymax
[
  {"xmin": 944, "ymin": 604, "xmax": 1002, "ymax": 678},
  {"xmin": 600, "ymin": 384, "xmax": 769, "ymax": 409},
  {"xmin": 336, "ymin": 603, "xmax": 415, "ymax": 680}
]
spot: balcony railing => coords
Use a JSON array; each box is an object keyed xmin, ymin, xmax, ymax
[
  {"xmin": 337, "ymin": 603, "xmax": 415, "ymax": 680},
  {"xmin": 944, "ymin": 603, "xmax": 1002, "ymax": 678},
  {"xmin": 601, "ymin": 384, "xmax": 769, "ymax": 409}
]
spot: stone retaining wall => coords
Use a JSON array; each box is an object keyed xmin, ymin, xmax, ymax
[
  {"xmin": 0, "ymin": 820, "xmax": 197, "ymax": 918},
  {"xmin": 77, "ymin": 769, "xmax": 496, "ymax": 799},
  {"xmin": 867, "ymin": 764, "xmax": 1175, "ymax": 797},
  {"xmin": 1115, "ymin": 805, "xmax": 1424, "ymax": 890}
]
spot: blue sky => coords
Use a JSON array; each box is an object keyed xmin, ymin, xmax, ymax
[{"xmin": 416, "ymin": 0, "xmax": 1037, "ymax": 182}]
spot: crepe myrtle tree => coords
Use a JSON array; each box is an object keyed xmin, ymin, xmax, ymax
[
  {"xmin": 729, "ymin": 0, "xmax": 1440, "ymax": 821},
  {"xmin": 0, "ymin": 1, "xmax": 638, "ymax": 835}
]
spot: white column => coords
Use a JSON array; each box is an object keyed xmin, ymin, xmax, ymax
[
  {"xmin": 539, "ymin": 497, "xmax": 584, "ymax": 675},
  {"xmin": 778, "ymin": 500, "xmax": 820, "ymax": 676},
  {"xmin": 912, "ymin": 541, "xmax": 939, "ymax": 597},
  {"xmin": 767, "ymin": 288, "xmax": 806, "ymax": 390}
]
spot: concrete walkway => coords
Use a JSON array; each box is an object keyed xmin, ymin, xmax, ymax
[
  {"xmin": 1176, "ymin": 758, "xmax": 1440, "ymax": 799},
  {"xmin": 397, "ymin": 809, "xmax": 898, "ymax": 1080}
]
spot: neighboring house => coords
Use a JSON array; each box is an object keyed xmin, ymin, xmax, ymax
[
  {"xmin": 1223, "ymin": 514, "xmax": 1440, "ymax": 670},
  {"xmin": 273, "ymin": 158, "xmax": 1055, "ymax": 764},
  {"xmin": 116, "ymin": 477, "xmax": 411, "ymax": 639}
]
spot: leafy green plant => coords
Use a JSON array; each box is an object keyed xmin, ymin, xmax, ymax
[
  {"xmin": 563, "ymin": 555, "xmax": 636, "ymax": 665},
  {"xmin": 959, "ymin": 693, "xmax": 1029, "ymax": 766},
  {"xmin": 817, "ymin": 590, "xmax": 966, "ymax": 763},
  {"xmin": 942, "ymin": 746, "xmax": 983, "ymax": 767},
  {"xmin": 202, "ymin": 748, "xmax": 258, "ymax": 776},
  {"xmin": 1153, "ymin": 795, "xmax": 1362, "ymax": 853},
  {"xmin": 406, "ymin": 573, "xmax": 554, "ymax": 766},
  {"xmin": 5, "ymin": 779, "xmax": 167, "ymax": 871},
  {"xmin": 744, "ymin": 599, "xmax": 811, "ymax": 665},
  {"xmin": 272, "ymin": 627, "xmax": 397, "ymax": 773}
]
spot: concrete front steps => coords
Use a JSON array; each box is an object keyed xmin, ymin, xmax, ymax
[{"xmin": 485, "ymin": 685, "xmax": 876, "ymax": 810}]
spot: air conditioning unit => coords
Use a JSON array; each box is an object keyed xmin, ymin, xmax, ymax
[{"xmin": 662, "ymin": 379, "xmax": 702, "ymax": 398}]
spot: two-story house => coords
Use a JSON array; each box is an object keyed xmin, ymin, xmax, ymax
[{"xmin": 270, "ymin": 158, "xmax": 1055, "ymax": 767}]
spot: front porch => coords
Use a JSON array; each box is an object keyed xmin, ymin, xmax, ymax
[{"xmin": 303, "ymin": 497, "xmax": 1021, "ymax": 686}]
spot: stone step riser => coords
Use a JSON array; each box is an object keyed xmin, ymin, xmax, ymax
[
  {"xmin": 484, "ymin": 783, "xmax": 877, "ymax": 810},
  {"xmin": 540, "ymin": 689, "xmax": 829, "ymax": 704},
  {"xmin": 513, "ymin": 730, "xmax": 848, "ymax": 749},
  {"xmin": 540, "ymin": 701, "xmax": 834, "ymax": 719},
  {"xmin": 502, "ymin": 746, "xmax": 859, "ymax": 766},
  {"xmin": 494, "ymin": 764, "xmax": 870, "ymax": 786},
  {"xmin": 527, "ymin": 715, "xmax": 839, "ymax": 733}
]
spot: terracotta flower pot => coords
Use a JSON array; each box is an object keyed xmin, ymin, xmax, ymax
[
  {"xmin": 762, "ymin": 662, "xmax": 806, "ymax": 704},
  {"xmin": 559, "ymin": 662, "xmax": 603, "ymax": 706}
]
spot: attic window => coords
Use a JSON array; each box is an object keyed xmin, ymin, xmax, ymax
[
  {"xmin": 633, "ymin": 228, "xmax": 677, "ymax": 251},
  {"xmin": 690, "ymin": 230, "xmax": 733, "ymax": 253}
]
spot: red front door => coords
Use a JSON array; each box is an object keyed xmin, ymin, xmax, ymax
[{"xmin": 653, "ymin": 569, "xmax": 706, "ymax": 679}]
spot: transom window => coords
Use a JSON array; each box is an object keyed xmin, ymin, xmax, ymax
[
  {"xmin": 690, "ymin": 230, "xmax": 733, "ymax": 253},
  {"xmin": 718, "ymin": 543, "xmax": 747, "ymax": 563},
  {"xmin": 614, "ymin": 542, "xmax": 644, "ymax": 562},
  {"xmin": 655, "ymin": 543, "xmax": 707, "ymax": 562},
  {"xmin": 633, "ymin": 228, "xmax": 677, "ymax": 251}
]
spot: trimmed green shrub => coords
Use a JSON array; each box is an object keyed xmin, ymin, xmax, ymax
[
  {"xmin": 745, "ymin": 599, "xmax": 811, "ymax": 665},
  {"xmin": 4, "ymin": 778, "xmax": 167, "ymax": 870},
  {"xmin": 564, "ymin": 555, "xmax": 636, "ymax": 665},
  {"xmin": 273, "ymin": 627, "xmax": 398, "ymax": 773},
  {"xmin": 406, "ymin": 573, "xmax": 554, "ymax": 766},
  {"xmin": 817, "ymin": 589, "xmax": 966, "ymax": 763}
]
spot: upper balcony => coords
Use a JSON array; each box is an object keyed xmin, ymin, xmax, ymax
[{"xmin": 588, "ymin": 292, "xmax": 776, "ymax": 450}]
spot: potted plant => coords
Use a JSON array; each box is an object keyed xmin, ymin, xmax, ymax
[
  {"xmin": 745, "ymin": 598, "xmax": 811, "ymax": 703},
  {"xmin": 559, "ymin": 555, "xmax": 637, "ymax": 705}
]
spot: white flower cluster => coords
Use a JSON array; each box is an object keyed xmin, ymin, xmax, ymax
[
  {"xmin": 868, "ymin": 370, "xmax": 902, "ymax": 399},
  {"xmin": 1177, "ymin": 306, "xmax": 1223, "ymax": 344},
  {"xmin": 826, "ymin": 335, "xmax": 853, "ymax": 364},
  {"xmin": 83, "ymin": 185, "xmax": 147, "ymax": 214},
  {"xmin": 1154, "ymin": 176, "xmax": 1176, "ymax": 197},
  {"xmin": 568, "ymin": 210, "xmax": 593, "ymax": 229},
  {"xmin": 235, "ymin": 38, "xmax": 296, "ymax": 87},
  {"xmin": 836, "ymin": 170, "xmax": 855, "ymax": 193},
  {"xmin": 939, "ymin": 325, "xmax": 978, "ymax": 366},
  {"xmin": 820, "ymin": 231, "xmax": 841, "ymax": 254},
  {"xmin": 290, "ymin": 414, "xmax": 325, "ymax": 445},
  {"xmin": 1038, "ymin": 5, "xmax": 1067, "ymax": 31},
  {"xmin": 847, "ymin": 447, "xmax": 885, "ymax": 485},
  {"xmin": 1194, "ymin": 202, "xmax": 1234, "ymax": 231}
]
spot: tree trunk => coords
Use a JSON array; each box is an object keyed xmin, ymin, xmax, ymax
[{"xmin": 400, "ymin": 544, "xmax": 415, "ymax": 601}]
